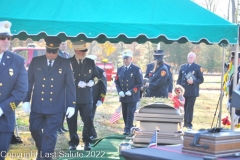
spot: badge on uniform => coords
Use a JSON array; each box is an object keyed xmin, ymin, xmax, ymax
[
  {"xmin": 161, "ymin": 70, "xmax": 166, "ymax": 76},
  {"xmin": 59, "ymin": 68, "xmax": 62, "ymax": 74},
  {"xmin": 89, "ymin": 69, "xmax": 91, "ymax": 73},
  {"xmin": 9, "ymin": 68, "xmax": 13, "ymax": 76}
]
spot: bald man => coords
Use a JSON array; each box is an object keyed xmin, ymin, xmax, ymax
[{"xmin": 176, "ymin": 52, "xmax": 204, "ymax": 130}]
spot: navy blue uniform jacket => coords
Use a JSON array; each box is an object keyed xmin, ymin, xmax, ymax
[
  {"xmin": 145, "ymin": 62, "xmax": 173, "ymax": 92},
  {"xmin": 70, "ymin": 56, "xmax": 99, "ymax": 104},
  {"xmin": 177, "ymin": 62, "xmax": 204, "ymax": 97},
  {"xmin": 146, "ymin": 63, "xmax": 169, "ymax": 98},
  {"xmin": 24, "ymin": 55, "xmax": 76, "ymax": 114},
  {"xmin": 115, "ymin": 64, "xmax": 143, "ymax": 103},
  {"xmin": 93, "ymin": 66, "xmax": 107, "ymax": 104},
  {"xmin": 0, "ymin": 51, "xmax": 28, "ymax": 132}
]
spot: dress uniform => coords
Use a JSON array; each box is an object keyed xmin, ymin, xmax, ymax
[
  {"xmin": 115, "ymin": 50, "xmax": 143, "ymax": 135},
  {"xmin": 146, "ymin": 50, "xmax": 169, "ymax": 98},
  {"xmin": 67, "ymin": 41, "xmax": 99, "ymax": 151},
  {"xmin": 0, "ymin": 21, "xmax": 28, "ymax": 160},
  {"xmin": 145, "ymin": 62, "xmax": 173, "ymax": 96},
  {"xmin": 86, "ymin": 55, "xmax": 107, "ymax": 139},
  {"xmin": 22, "ymin": 36, "xmax": 76, "ymax": 160},
  {"xmin": 177, "ymin": 52, "xmax": 204, "ymax": 129}
]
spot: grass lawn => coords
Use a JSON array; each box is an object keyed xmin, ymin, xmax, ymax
[{"xmin": 6, "ymin": 76, "xmax": 231, "ymax": 160}]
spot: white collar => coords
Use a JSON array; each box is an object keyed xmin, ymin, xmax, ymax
[{"xmin": 125, "ymin": 63, "xmax": 131, "ymax": 68}]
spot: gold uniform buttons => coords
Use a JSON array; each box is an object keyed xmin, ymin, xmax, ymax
[
  {"xmin": 51, "ymin": 78, "xmax": 54, "ymax": 81},
  {"xmin": 127, "ymin": 80, "xmax": 128, "ymax": 82},
  {"xmin": 0, "ymin": 93, "xmax": 1, "ymax": 96},
  {"xmin": 126, "ymin": 84, "xmax": 128, "ymax": 86},
  {"xmin": 51, "ymin": 85, "xmax": 53, "ymax": 87},
  {"xmin": 84, "ymin": 74, "xmax": 86, "ymax": 76},
  {"xmin": 0, "ymin": 83, "xmax": 2, "ymax": 86},
  {"xmin": 42, "ymin": 85, "xmax": 45, "ymax": 87},
  {"xmin": 43, "ymin": 78, "xmax": 46, "ymax": 80},
  {"xmin": 42, "ymin": 92, "xmax": 44, "ymax": 94},
  {"xmin": 41, "ymin": 98, "xmax": 44, "ymax": 101},
  {"xmin": 50, "ymin": 98, "xmax": 52, "ymax": 101},
  {"xmin": 50, "ymin": 92, "xmax": 53, "ymax": 94}
]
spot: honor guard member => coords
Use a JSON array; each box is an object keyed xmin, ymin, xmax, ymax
[
  {"xmin": 145, "ymin": 50, "xmax": 169, "ymax": 98},
  {"xmin": 177, "ymin": 52, "xmax": 204, "ymax": 129},
  {"xmin": 0, "ymin": 21, "xmax": 28, "ymax": 160},
  {"xmin": 86, "ymin": 55, "xmax": 107, "ymax": 140},
  {"xmin": 22, "ymin": 36, "xmax": 76, "ymax": 160},
  {"xmin": 57, "ymin": 41, "xmax": 71, "ymax": 134},
  {"xmin": 67, "ymin": 41, "xmax": 99, "ymax": 151},
  {"xmin": 145, "ymin": 60, "xmax": 173, "ymax": 98},
  {"xmin": 115, "ymin": 50, "xmax": 143, "ymax": 135}
]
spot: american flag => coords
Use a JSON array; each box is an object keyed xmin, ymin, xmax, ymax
[
  {"xmin": 110, "ymin": 105, "xmax": 122, "ymax": 123},
  {"xmin": 148, "ymin": 131, "xmax": 157, "ymax": 148}
]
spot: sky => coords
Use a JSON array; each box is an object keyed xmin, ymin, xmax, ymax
[{"xmin": 193, "ymin": 0, "xmax": 232, "ymax": 21}]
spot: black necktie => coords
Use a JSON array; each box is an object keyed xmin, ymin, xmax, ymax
[
  {"xmin": 48, "ymin": 60, "xmax": 52, "ymax": 71},
  {"xmin": 124, "ymin": 67, "xmax": 128, "ymax": 74},
  {"xmin": 79, "ymin": 60, "xmax": 82, "ymax": 67}
]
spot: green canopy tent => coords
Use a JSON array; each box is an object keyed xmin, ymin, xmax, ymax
[
  {"xmin": 0, "ymin": 0, "xmax": 238, "ymax": 45},
  {"xmin": 0, "ymin": 0, "xmax": 239, "ymax": 128}
]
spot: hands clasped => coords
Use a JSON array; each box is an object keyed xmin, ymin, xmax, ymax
[{"xmin": 78, "ymin": 81, "xmax": 87, "ymax": 88}]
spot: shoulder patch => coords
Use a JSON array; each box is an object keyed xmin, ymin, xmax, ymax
[{"xmin": 161, "ymin": 70, "xmax": 166, "ymax": 76}]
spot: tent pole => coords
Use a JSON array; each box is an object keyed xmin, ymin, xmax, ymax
[
  {"xmin": 218, "ymin": 47, "xmax": 225, "ymax": 128},
  {"xmin": 231, "ymin": 42, "xmax": 239, "ymax": 130}
]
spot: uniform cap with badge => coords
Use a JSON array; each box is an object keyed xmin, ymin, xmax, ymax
[
  {"xmin": 121, "ymin": 50, "xmax": 133, "ymax": 58},
  {"xmin": 72, "ymin": 40, "xmax": 88, "ymax": 52},
  {"xmin": 153, "ymin": 50, "xmax": 164, "ymax": 62},
  {"xmin": 0, "ymin": 21, "xmax": 12, "ymax": 41},
  {"xmin": 45, "ymin": 36, "xmax": 62, "ymax": 54}
]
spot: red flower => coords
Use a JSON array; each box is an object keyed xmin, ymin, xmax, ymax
[
  {"xmin": 133, "ymin": 88, "xmax": 138, "ymax": 93},
  {"xmin": 172, "ymin": 96, "xmax": 180, "ymax": 109},
  {"xmin": 222, "ymin": 116, "xmax": 231, "ymax": 125}
]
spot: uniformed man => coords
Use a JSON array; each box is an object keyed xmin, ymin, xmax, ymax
[
  {"xmin": 145, "ymin": 60, "xmax": 173, "ymax": 98},
  {"xmin": 67, "ymin": 41, "xmax": 99, "ymax": 151},
  {"xmin": 0, "ymin": 21, "xmax": 28, "ymax": 160},
  {"xmin": 58, "ymin": 41, "xmax": 71, "ymax": 59},
  {"xmin": 177, "ymin": 52, "xmax": 204, "ymax": 129},
  {"xmin": 86, "ymin": 55, "xmax": 107, "ymax": 140},
  {"xmin": 115, "ymin": 50, "xmax": 143, "ymax": 135},
  {"xmin": 22, "ymin": 36, "xmax": 76, "ymax": 160},
  {"xmin": 58, "ymin": 41, "xmax": 71, "ymax": 134},
  {"xmin": 145, "ymin": 50, "xmax": 169, "ymax": 98}
]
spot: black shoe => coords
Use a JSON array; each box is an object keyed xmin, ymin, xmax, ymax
[
  {"xmin": 123, "ymin": 131, "xmax": 130, "ymax": 135},
  {"xmin": 84, "ymin": 143, "xmax": 91, "ymax": 150},
  {"xmin": 69, "ymin": 145, "xmax": 77, "ymax": 150},
  {"xmin": 90, "ymin": 135, "xmax": 97, "ymax": 140},
  {"xmin": 61, "ymin": 127, "xmax": 69, "ymax": 132},
  {"xmin": 58, "ymin": 128, "xmax": 65, "ymax": 134}
]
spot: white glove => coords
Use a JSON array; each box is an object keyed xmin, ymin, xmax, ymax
[
  {"xmin": 125, "ymin": 91, "xmax": 132, "ymax": 96},
  {"xmin": 119, "ymin": 91, "xmax": 125, "ymax": 97},
  {"xmin": 87, "ymin": 80, "xmax": 94, "ymax": 87},
  {"xmin": 22, "ymin": 102, "xmax": 31, "ymax": 114},
  {"xmin": 78, "ymin": 81, "xmax": 87, "ymax": 88},
  {"xmin": 96, "ymin": 100, "xmax": 103, "ymax": 106},
  {"xmin": 66, "ymin": 107, "xmax": 75, "ymax": 118},
  {"xmin": 0, "ymin": 108, "xmax": 3, "ymax": 117}
]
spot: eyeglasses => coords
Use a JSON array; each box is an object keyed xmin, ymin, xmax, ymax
[
  {"xmin": 46, "ymin": 48, "xmax": 58, "ymax": 54},
  {"xmin": 0, "ymin": 36, "xmax": 11, "ymax": 41}
]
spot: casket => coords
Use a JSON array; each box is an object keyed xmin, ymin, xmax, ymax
[{"xmin": 182, "ymin": 130, "xmax": 240, "ymax": 157}]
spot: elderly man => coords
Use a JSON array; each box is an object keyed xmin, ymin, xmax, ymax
[
  {"xmin": 0, "ymin": 21, "xmax": 28, "ymax": 160},
  {"xmin": 22, "ymin": 36, "xmax": 76, "ymax": 160},
  {"xmin": 177, "ymin": 52, "xmax": 204, "ymax": 130},
  {"xmin": 115, "ymin": 50, "xmax": 143, "ymax": 135},
  {"xmin": 67, "ymin": 41, "xmax": 99, "ymax": 151}
]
